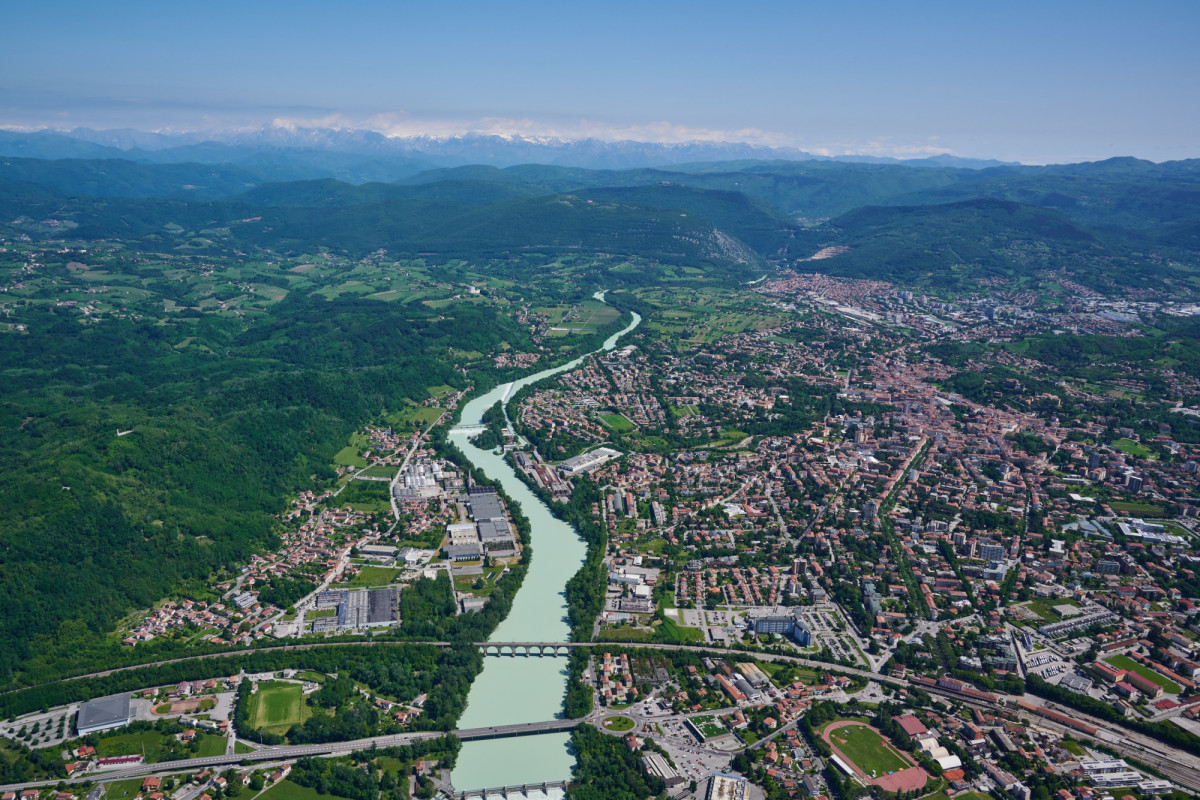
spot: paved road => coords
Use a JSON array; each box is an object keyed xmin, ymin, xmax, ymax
[
  {"xmin": 923, "ymin": 686, "xmax": 1200, "ymax": 792},
  {"xmin": 15, "ymin": 639, "xmax": 1200, "ymax": 792},
  {"xmin": 388, "ymin": 413, "xmax": 445, "ymax": 523},
  {"xmin": 0, "ymin": 720, "xmax": 582, "ymax": 793}
]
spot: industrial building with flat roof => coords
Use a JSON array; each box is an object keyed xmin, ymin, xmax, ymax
[
  {"xmin": 643, "ymin": 752, "xmax": 685, "ymax": 788},
  {"xmin": 468, "ymin": 492, "xmax": 506, "ymax": 521},
  {"xmin": 76, "ymin": 694, "xmax": 133, "ymax": 735},
  {"xmin": 313, "ymin": 588, "xmax": 400, "ymax": 633},
  {"xmin": 558, "ymin": 447, "xmax": 621, "ymax": 475},
  {"xmin": 360, "ymin": 544, "xmax": 398, "ymax": 562},
  {"xmin": 337, "ymin": 587, "xmax": 399, "ymax": 630},
  {"xmin": 706, "ymin": 773, "xmax": 747, "ymax": 800},
  {"xmin": 447, "ymin": 542, "xmax": 484, "ymax": 561}
]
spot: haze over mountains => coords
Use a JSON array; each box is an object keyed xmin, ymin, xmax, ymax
[{"xmin": 0, "ymin": 125, "xmax": 1017, "ymax": 180}]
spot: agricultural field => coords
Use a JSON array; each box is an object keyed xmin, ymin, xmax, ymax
[
  {"xmin": 635, "ymin": 288, "xmax": 789, "ymax": 350},
  {"xmin": 387, "ymin": 404, "xmax": 445, "ymax": 428},
  {"xmin": 536, "ymin": 301, "xmax": 621, "ymax": 336},
  {"xmin": 246, "ymin": 681, "xmax": 310, "ymax": 736},
  {"xmin": 333, "ymin": 432, "xmax": 371, "ymax": 468},
  {"xmin": 1104, "ymin": 655, "xmax": 1182, "ymax": 694},
  {"xmin": 342, "ymin": 566, "xmax": 401, "ymax": 588},
  {"xmin": 824, "ymin": 721, "xmax": 912, "ymax": 777}
]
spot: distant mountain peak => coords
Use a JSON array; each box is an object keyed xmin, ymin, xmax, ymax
[{"xmin": 0, "ymin": 124, "xmax": 1025, "ymax": 171}]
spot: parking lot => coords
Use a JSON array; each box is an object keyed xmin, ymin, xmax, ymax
[
  {"xmin": 679, "ymin": 608, "xmax": 740, "ymax": 644},
  {"xmin": 656, "ymin": 733, "xmax": 737, "ymax": 784}
]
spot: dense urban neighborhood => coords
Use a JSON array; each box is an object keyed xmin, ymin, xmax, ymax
[
  {"xmin": 4, "ymin": 105, "xmax": 1200, "ymax": 800},
  {"xmin": 6, "ymin": 249, "xmax": 1200, "ymax": 800}
]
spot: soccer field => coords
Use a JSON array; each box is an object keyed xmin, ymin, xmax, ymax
[
  {"xmin": 599, "ymin": 413, "xmax": 635, "ymax": 433},
  {"xmin": 827, "ymin": 722, "xmax": 912, "ymax": 776},
  {"xmin": 249, "ymin": 681, "xmax": 310, "ymax": 735}
]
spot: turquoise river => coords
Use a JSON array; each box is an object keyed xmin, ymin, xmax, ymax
[{"xmin": 447, "ymin": 299, "xmax": 641, "ymax": 794}]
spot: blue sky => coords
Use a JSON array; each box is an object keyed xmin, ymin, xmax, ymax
[{"xmin": 2, "ymin": 0, "xmax": 1197, "ymax": 163}]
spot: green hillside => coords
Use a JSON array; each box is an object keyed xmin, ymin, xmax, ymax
[
  {"xmin": 798, "ymin": 198, "xmax": 1192, "ymax": 290},
  {"xmin": 887, "ymin": 157, "xmax": 1200, "ymax": 229},
  {"xmin": 0, "ymin": 156, "xmax": 262, "ymax": 200}
]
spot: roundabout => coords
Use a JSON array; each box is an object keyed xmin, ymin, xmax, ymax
[{"xmin": 599, "ymin": 715, "xmax": 637, "ymax": 733}]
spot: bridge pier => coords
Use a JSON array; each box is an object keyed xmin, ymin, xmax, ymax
[{"xmin": 475, "ymin": 642, "xmax": 579, "ymax": 658}]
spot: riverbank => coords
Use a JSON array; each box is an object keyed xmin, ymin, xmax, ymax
[{"xmin": 448, "ymin": 308, "xmax": 641, "ymax": 791}]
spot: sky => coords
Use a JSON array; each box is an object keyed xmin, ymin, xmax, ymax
[{"xmin": 2, "ymin": 0, "xmax": 1198, "ymax": 164}]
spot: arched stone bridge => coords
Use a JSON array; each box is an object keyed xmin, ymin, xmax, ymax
[{"xmin": 477, "ymin": 642, "xmax": 575, "ymax": 657}]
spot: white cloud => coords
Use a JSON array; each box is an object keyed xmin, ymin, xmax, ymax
[
  {"xmin": 3, "ymin": 98, "xmax": 962, "ymax": 160},
  {"xmin": 264, "ymin": 112, "xmax": 967, "ymax": 159},
  {"xmin": 267, "ymin": 111, "xmax": 798, "ymax": 147}
]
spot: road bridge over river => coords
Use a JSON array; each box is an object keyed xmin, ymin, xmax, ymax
[
  {"xmin": 16, "ymin": 640, "xmax": 1200, "ymax": 792},
  {"xmin": 0, "ymin": 721, "xmax": 581, "ymax": 793}
]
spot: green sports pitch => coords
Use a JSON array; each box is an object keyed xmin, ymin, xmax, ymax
[
  {"xmin": 687, "ymin": 715, "xmax": 727, "ymax": 741},
  {"xmin": 826, "ymin": 722, "xmax": 912, "ymax": 776},
  {"xmin": 247, "ymin": 681, "xmax": 310, "ymax": 735}
]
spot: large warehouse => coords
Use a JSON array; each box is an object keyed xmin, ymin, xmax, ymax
[{"xmin": 76, "ymin": 694, "xmax": 133, "ymax": 735}]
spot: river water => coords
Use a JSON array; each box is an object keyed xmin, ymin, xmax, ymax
[{"xmin": 447, "ymin": 304, "xmax": 641, "ymax": 793}]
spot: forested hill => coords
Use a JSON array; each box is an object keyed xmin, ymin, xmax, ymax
[
  {"xmin": 0, "ymin": 290, "xmax": 526, "ymax": 685},
  {"xmin": 882, "ymin": 156, "xmax": 1200, "ymax": 229},
  {"xmin": 1, "ymin": 145, "xmax": 1200, "ymax": 684},
  {"xmin": 790, "ymin": 199, "xmax": 1116, "ymax": 289},
  {"xmin": 0, "ymin": 186, "xmax": 770, "ymax": 280},
  {"xmin": 4, "ymin": 153, "xmax": 1200, "ymax": 290},
  {"xmin": 0, "ymin": 156, "xmax": 260, "ymax": 200}
]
